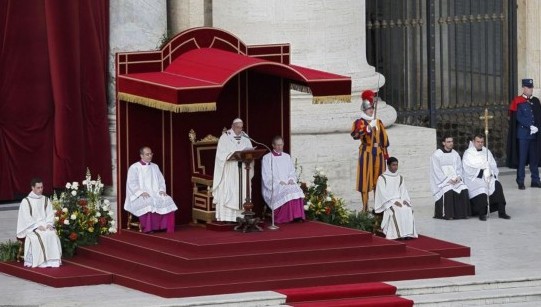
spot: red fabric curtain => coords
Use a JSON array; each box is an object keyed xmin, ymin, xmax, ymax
[{"xmin": 0, "ymin": 0, "xmax": 111, "ymax": 200}]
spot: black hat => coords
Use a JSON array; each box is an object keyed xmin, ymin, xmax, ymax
[{"xmin": 522, "ymin": 78, "xmax": 534, "ymax": 88}]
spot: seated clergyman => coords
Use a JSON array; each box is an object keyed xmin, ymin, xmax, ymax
[
  {"xmin": 16, "ymin": 178, "xmax": 62, "ymax": 268},
  {"xmin": 124, "ymin": 146, "xmax": 178, "ymax": 233},
  {"xmin": 374, "ymin": 157, "xmax": 418, "ymax": 240}
]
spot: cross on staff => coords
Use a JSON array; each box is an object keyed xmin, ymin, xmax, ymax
[{"xmin": 479, "ymin": 108, "xmax": 494, "ymax": 148}]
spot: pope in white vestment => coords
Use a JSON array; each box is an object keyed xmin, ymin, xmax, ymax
[
  {"xmin": 261, "ymin": 136, "xmax": 305, "ymax": 223},
  {"xmin": 16, "ymin": 179, "xmax": 62, "ymax": 268},
  {"xmin": 212, "ymin": 118, "xmax": 254, "ymax": 222},
  {"xmin": 374, "ymin": 157, "xmax": 418, "ymax": 240},
  {"xmin": 124, "ymin": 146, "xmax": 178, "ymax": 232}
]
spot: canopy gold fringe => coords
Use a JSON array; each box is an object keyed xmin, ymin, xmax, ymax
[
  {"xmin": 118, "ymin": 92, "xmax": 216, "ymax": 113},
  {"xmin": 290, "ymin": 83, "xmax": 312, "ymax": 94},
  {"xmin": 313, "ymin": 95, "xmax": 352, "ymax": 104}
]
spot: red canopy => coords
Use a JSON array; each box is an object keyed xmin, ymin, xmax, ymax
[{"xmin": 117, "ymin": 48, "xmax": 351, "ymax": 113}]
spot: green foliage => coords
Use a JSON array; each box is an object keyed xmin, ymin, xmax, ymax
[
  {"xmin": 0, "ymin": 240, "xmax": 19, "ymax": 262},
  {"xmin": 346, "ymin": 210, "xmax": 376, "ymax": 232}
]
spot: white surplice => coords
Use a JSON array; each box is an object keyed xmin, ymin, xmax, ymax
[
  {"xmin": 261, "ymin": 151, "xmax": 304, "ymax": 210},
  {"xmin": 16, "ymin": 192, "xmax": 62, "ymax": 268},
  {"xmin": 212, "ymin": 129, "xmax": 254, "ymax": 222},
  {"xmin": 429, "ymin": 148, "xmax": 468, "ymax": 201},
  {"xmin": 124, "ymin": 162, "xmax": 178, "ymax": 217},
  {"xmin": 462, "ymin": 142, "xmax": 499, "ymax": 199},
  {"xmin": 374, "ymin": 170, "xmax": 418, "ymax": 240}
]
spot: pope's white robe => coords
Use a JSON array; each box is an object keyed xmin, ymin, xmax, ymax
[
  {"xmin": 212, "ymin": 129, "xmax": 254, "ymax": 222},
  {"xmin": 124, "ymin": 162, "xmax": 178, "ymax": 217},
  {"xmin": 462, "ymin": 142, "xmax": 499, "ymax": 199},
  {"xmin": 261, "ymin": 151, "xmax": 305, "ymax": 210},
  {"xmin": 16, "ymin": 192, "xmax": 62, "ymax": 268},
  {"xmin": 374, "ymin": 170, "xmax": 418, "ymax": 240}
]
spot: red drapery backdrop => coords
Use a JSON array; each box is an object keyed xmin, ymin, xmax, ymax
[{"xmin": 0, "ymin": 0, "xmax": 111, "ymax": 200}]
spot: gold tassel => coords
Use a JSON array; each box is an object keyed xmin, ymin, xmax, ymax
[
  {"xmin": 118, "ymin": 92, "xmax": 216, "ymax": 113},
  {"xmin": 312, "ymin": 95, "xmax": 352, "ymax": 104}
]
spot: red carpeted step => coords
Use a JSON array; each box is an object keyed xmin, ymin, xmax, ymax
[
  {"xmin": 401, "ymin": 235, "xmax": 470, "ymax": 258},
  {"xmin": 289, "ymin": 295, "xmax": 414, "ymax": 307},
  {"xmin": 277, "ymin": 282, "xmax": 398, "ymax": 302},
  {"xmin": 0, "ymin": 260, "xmax": 112, "ymax": 287},
  {"xmin": 92, "ymin": 234, "xmax": 408, "ymax": 272},
  {"xmin": 73, "ymin": 243, "xmax": 443, "ymax": 284}
]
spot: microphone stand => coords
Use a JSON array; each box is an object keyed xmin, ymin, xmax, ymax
[{"xmin": 242, "ymin": 133, "xmax": 278, "ymax": 230}]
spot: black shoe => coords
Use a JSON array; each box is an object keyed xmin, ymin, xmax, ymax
[
  {"xmin": 518, "ymin": 183, "xmax": 526, "ymax": 190},
  {"xmin": 532, "ymin": 182, "xmax": 541, "ymax": 188},
  {"xmin": 479, "ymin": 215, "xmax": 487, "ymax": 221},
  {"xmin": 498, "ymin": 213, "xmax": 511, "ymax": 219}
]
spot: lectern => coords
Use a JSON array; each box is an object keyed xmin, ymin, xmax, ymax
[{"xmin": 227, "ymin": 148, "xmax": 267, "ymax": 232}]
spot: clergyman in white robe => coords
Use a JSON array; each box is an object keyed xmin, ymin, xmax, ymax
[
  {"xmin": 261, "ymin": 138, "xmax": 305, "ymax": 223},
  {"xmin": 17, "ymin": 185, "xmax": 62, "ymax": 268},
  {"xmin": 429, "ymin": 138, "xmax": 470, "ymax": 219},
  {"xmin": 374, "ymin": 158, "xmax": 418, "ymax": 240},
  {"xmin": 212, "ymin": 119, "xmax": 254, "ymax": 222},
  {"xmin": 462, "ymin": 136, "xmax": 509, "ymax": 220},
  {"xmin": 124, "ymin": 147, "xmax": 178, "ymax": 233}
]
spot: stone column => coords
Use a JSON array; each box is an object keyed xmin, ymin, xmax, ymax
[
  {"xmin": 517, "ymin": 0, "xmax": 541, "ymax": 96},
  {"xmin": 108, "ymin": 0, "xmax": 167, "ymax": 195},
  {"xmin": 168, "ymin": 0, "xmax": 206, "ymax": 35}
]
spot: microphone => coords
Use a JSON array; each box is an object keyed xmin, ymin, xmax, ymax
[{"xmin": 241, "ymin": 131, "xmax": 250, "ymax": 138}]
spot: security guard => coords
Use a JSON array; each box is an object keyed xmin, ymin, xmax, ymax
[{"xmin": 514, "ymin": 78, "xmax": 541, "ymax": 189}]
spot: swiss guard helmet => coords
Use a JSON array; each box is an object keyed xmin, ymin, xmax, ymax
[{"xmin": 360, "ymin": 90, "xmax": 375, "ymax": 111}]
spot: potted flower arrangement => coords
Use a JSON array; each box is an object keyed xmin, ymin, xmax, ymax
[
  {"xmin": 52, "ymin": 169, "xmax": 116, "ymax": 257},
  {"xmin": 303, "ymin": 168, "xmax": 350, "ymax": 226}
]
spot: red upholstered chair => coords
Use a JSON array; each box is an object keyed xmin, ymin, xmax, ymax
[{"xmin": 189, "ymin": 129, "xmax": 223, "ymax": 224}]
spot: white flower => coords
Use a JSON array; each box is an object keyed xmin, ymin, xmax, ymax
[
  {"xmin": 99, "ymin": 183, "xmax": 104, "ymax": 188},
  {"xmin": 71, "ymin": 190, "xmax": 77, "ymax": 196},
  {"xmin": 63, "ymin": 219, "xmax": 70, "ymax": 225},
  {"xmin": 70, "ymin": 214, "xmax": 77, "ymax": 220},
  {"xmin": 103, "ymin": 199, "xmax": 110, "ymax": 205},
  {"xmin": 327, "ymin": 186, "xmax": 332, "ymax": 192},
  {"xmin": 110, "ymin": 220, "xmax": 116, "ymax": 226},
  {"xmin": 62, "ymin": 208, "xmax": 68, "ymax": 213},
  {"xmin": 82, "ymin": 180, "xmax": 87, "ymax": 185},
  {"xmin": 326, "ymin": 196, "xmax": 332, "ymax": 202},
  {"xmin": 315, "ymin": 167, "xmax": 321, "ymax": 172},
  {"xmin": 109, "ymin": 227, "xmax": 117, "ymax": 233},
  {"xmin": 95, "ymin": 212, "xmax": 101, "ymax": 217},
  {"xmin": 320, "ymin": 171, "xmax": 326, "ymax": 176},
  {"xmin": 65, "ymin": 183, "xmax": 71, "ymax": 189},
  {"xmin": 304, "ymin": 204, "xmax": 310, "ymax": 210},
  {"xmin": 101, "ymin": 205, "xmax": 109, "ymax": 211},
  {"xmin": 54, "ymin": 216, "xmax": 59, "ymax": 221},
  {"xmin": 108, "ymin": 211, "xmax": 114, "ymax": 217},
  {"xmin": 307, "ymin": 201, "xmax": 312, "ymax": 206}
]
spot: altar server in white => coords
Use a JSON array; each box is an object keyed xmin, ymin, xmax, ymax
[
  {"xmin": 462, "ymin": 134, "xmax": 510, "ymax": 221},
  {"xmin": 17, "ymin": 178, "xmax": 62, "ymax": 268},
  {"xmin": 429, "ymin": 135, "xmax": 470, "ymax": 220},
  {"xmin": 374, "ymin": 157, "xmax": 418, "ymax": 240}
]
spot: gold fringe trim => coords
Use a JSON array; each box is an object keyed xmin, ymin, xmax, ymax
[
  {"xmin": 290, "ymin": 83, "xmax": 312, "ymax": 94},
  {"xmin": 118, "ymin": 92, "xmax": 216, "ymax": 113},
  {"xmin": 313, "ymin": 95, "xmax": 352, "ymax": 104}
]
